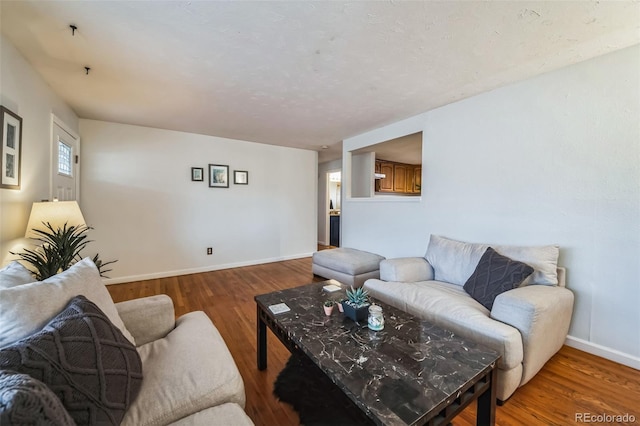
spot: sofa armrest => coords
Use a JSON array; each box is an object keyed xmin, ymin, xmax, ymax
[
  {"xmin": 380, "ymin": 258, "xmax": 434, "ymax": 282},
  {"xmin": 491, "ymin": 285, "xmax": 574, "ymax": 384},
  {"xmin": 115, "ymin": 295, "xmax": 176, "ymax": 346}
]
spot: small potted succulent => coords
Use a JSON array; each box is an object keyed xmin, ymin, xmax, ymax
[
  {"xmin": 342, "ymin": 286, "xmax": 370, "ymax": 322},
  {"xmin": 323, "ymin": 300, "xmax": 334, "ymax": 316},
  {"xmin": 337, "ymin": 298, "xmax": 346, "ymax": 313}
]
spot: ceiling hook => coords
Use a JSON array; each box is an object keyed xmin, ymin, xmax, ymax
[
  {"xmin": 85, "ymin": 66, "xmax": 91, "ymax": 75},
  {"xmin": 70, "ymin": 24, "xmax": 77, "ymax": 36}
]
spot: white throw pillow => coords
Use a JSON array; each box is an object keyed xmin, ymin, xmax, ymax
[
  {"xmin": 425, "ymin": 235, "xmax": 559, "ymax": 286},
  {"xmin": 0, "ymin": 257, "xmax": 135, "ymax": 348},
  {"xmin": 0, "ymin": 261, "xmax": 35, "ymax": 289}
]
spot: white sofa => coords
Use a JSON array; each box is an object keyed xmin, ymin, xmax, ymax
[
  {"xmin": 363, "ymin": 235, "xmax": 574, "ymax": 402},
  {"xmin": 0, "ymin": 258, "xmax": 253, "ymax": 425}
]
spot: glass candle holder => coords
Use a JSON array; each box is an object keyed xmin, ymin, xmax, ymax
[{"xmin": 368, "ymin": 304, "xmax": 384, "ymax": 331}]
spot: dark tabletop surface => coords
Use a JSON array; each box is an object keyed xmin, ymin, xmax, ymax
[{"xmin": 255, "ymin": 280, "xmax": 500, "ymax": 426}]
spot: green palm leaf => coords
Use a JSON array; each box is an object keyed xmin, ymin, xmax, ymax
[{"xmin": 10, "ymin": 221, "xmax": 116, "ymax": 280}]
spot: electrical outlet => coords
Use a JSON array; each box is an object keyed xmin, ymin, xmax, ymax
[{"xmin": 207, "ymin": 247, "xmax": 213, "ymax": 255}]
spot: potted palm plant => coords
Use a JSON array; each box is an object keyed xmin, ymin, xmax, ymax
[
  {"xmin": 10, "ymin": 222, "xmax": 115, "ymax": 280},
  {"xmin": 342, "ymin": 286, "xmax": 370, "ymax": 322}
]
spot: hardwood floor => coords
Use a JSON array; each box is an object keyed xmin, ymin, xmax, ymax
[{"xmin": 107, "ymin": 257, "xmax": 640, "ymax": 426}]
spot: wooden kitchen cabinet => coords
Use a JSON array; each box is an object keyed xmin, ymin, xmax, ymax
[
  {"xmin": 393, "ymin": 164, "xmax": 408, "ymax": 192},
  {"xmin": 412, "ymin": 166, "xmax": 422, "ymax": 193},
  {"xmin": 378, "ymin": 162, "xmax": 394, "ymax": 192},
  {"xmin": 375, "ymin": 160, "xmax": 421, "ymax": 195}
]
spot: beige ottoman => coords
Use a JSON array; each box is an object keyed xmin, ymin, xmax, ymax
[{"xmin": 312, "ymin": 248, "xmax": 385, "ymax": 288}]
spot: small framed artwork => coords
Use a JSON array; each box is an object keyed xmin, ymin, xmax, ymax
[
  {"xmin": 234, "ymin": 170, "xmax": 249, "ymax": 185},
  {"xmin": 209, "ymin": 164, "xmax": 229, "ymax": 188},
  {"xmin": 1, "ymin": 106, "xmax": 23, "ymax": 190},
  {"xmin": 191, "ymin": 167, "xmax": 203, "ymax": 182}
]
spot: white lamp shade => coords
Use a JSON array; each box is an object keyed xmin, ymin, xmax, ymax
[{"xmin": 25, "ymin": 201, "xmax": 87, "ymax": 238}]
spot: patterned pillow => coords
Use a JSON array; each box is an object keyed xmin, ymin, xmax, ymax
[
  {"xmin": 463, "ymin": 247, "xmax": 534, "ymax": 310},
  {"xmin": 0, "ymin": 296, "xmax": 143, "ymax": 425},
  {"xmin": 0, "ymin": 370, "xmax": 75, "ymax": 425}
]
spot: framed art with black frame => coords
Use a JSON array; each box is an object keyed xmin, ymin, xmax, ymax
[
  {"xmin": 191, "ymin": 167, "xmax": 203, "ymax": 182},
  {"xmin": 234, "ymin": 170, "xmax": 249, "ymax": 185},
  {"xmin": 209, "ymin": 164, "xmax": 229, "ymax": 188},
  {"xmin": 1, "ymin": 106, "xmax": 23, "ymax": 190}
]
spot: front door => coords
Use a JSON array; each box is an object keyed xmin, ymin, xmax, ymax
[{"xmin": 51, "ymin": 120, "xmax": 80, "ymax": 201}]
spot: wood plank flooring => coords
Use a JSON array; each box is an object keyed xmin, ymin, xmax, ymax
[{"xmin": 107, "ymin": 257, "xmax": 640, "ymax": 426}]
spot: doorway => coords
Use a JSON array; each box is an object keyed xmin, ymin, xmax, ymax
[
  {"xmin": 51, "ymin": 116, "xmax": 80, "ymax": 201},
  {"xmin": 326, "ymin": 171, "xmax": 341, "ymax": 247}
]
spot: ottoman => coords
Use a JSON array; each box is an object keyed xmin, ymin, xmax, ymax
[{"xmin": 312, "ymin": 248, "xmax": 385, "ymax": 288}]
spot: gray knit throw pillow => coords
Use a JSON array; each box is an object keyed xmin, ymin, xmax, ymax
[
  {"xmin": 464, "ymin": 247, "xmax": 534, "ymax": 310},
  {"xmin": 0, "ymin": 370, "xmax": 75, "ymax": 425},
  {"xmin": 0, "ymin": 295, "xmax": 142, "ymax": 425}
]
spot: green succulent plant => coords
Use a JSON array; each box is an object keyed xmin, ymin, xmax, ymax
[
  {"xmin": 323, "ymin": 300, "xmax": 334, "ymax": 307},
  {"xmin": 10, "ymin": 222, "xmax": 116, "ymax": 280},
  {"xmin": 346, "ymin": 286, "xmax": 369, "ymax": 307}
]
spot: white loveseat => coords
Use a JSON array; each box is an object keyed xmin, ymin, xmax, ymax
[{"xmin": 363, "ymin": 235, "xmax": 574, "ymax": 402}]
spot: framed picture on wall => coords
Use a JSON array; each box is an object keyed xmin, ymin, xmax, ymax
[
  {"xmin": 209, "ymin": 164, "xmax": 229, "ymax": 188},
  {"xmin": 191, "ymin": 167, "xmax": 203, "ymax": 182},
  {"xmin": 1, "ymin": 106, "xmax": 23, "ymax": 190},
  {"xmin": 234, "ymin": 170, "xmax": 248, "ymax": 185}
]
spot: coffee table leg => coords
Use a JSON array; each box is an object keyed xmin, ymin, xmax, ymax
[
  {"xmin": 257, "ymin": 306, "xmax": 267, "ymax": 370},
  {"xmin": 476, "ymin": 367, "xmax": 497, "ymax": 426}
]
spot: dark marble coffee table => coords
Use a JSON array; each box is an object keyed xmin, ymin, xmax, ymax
[{"xmin": 255, "ymin": 280, "xmax": 500, "ymax": 426}]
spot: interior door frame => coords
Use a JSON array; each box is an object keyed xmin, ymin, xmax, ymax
[
  {"xmin": 50, "ymin": 114, "xmax": 81, "ymax": 202},
  {"xmin": 325, "ymin": 169, "xmax": 341, "ymax": 246}
]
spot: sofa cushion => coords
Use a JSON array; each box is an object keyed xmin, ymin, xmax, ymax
[
  {"xmin": 0, "ymin": 370, "xmax": 75, "ymax": 426},
  {"xmin": 380, "ymin": 257, "xmax": 434, "ymax": 283},
  {"xmin": 464, "ymin": 247, "xmax": 534, "ymax": 310},
  {"xmin": 425, "ymin": 235, "xmax": 559, "ymax": 286},
  {"xmin": 170, "ymin": 403, "xmax": 254, "ymax": 426},
  {"xmin": 0, "ymin": 257, "xmax": 135, "ymax": 348},
  {"xmin": 0, "ymin": 261, "xmax": 33, "ymax": 289},
  {"xmin": 363, "ymin": 278, "xmax": 523, "ymax": 370},
  {"xmin": 493, "ymin": 244, "xmax": 559, "ymax": 286},
  {"xmin": 122, "ymin": 311, "xmax": 245, "ymax": 426},
  {"xmin": 0, "ymin": 296, "xmax": 143, "ymax": 425},
  {"xmin": 425, "ymin": 235, "xmax": 487, "ymax": 286},
  {"xmin": 312, "ymin": 248, "xmax": 384, "ymax": 275},
  {"xmin": 116, "ymin": 295, "xmax": 176, "ymax": 346}
]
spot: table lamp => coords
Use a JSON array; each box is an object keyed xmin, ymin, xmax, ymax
[{"xmin": 25, "ymin": 200, "xmax": 86, "ymax": 238}]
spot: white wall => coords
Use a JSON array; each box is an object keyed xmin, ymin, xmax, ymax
[
  {"xmin": 0, "ymin": 34, "xmax": 79, "ymax": 265},
  {"xmin": 80, "ymin": 120, "xmax": 317, "ymax": 283},
  {"xmin": 350, "ymin": 152, "xmax": 375, "ymax": 198},
  {"xmin": 343, "ymin": 45, "xmax": 640, "ymax": 367},
  {"xmin": 318, "ymin": 159, "xmax": 341, "ymax": 245}
]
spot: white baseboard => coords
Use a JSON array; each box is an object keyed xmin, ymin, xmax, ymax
[
  {"xmin": 318, "ymin": 240, "xmax": 327, "ymax": 246},
  {"xmin": 103, "ymin": 252, "xmax": 314, "ymax": 285},
  {"xmin": 565, "ymin": 335, "xmax": 640, "ymax": 370}
]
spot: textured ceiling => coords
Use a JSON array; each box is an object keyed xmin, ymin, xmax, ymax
[{"xmin": 1, "ymin": 1, "xmax": 639, "ymax": 162}]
